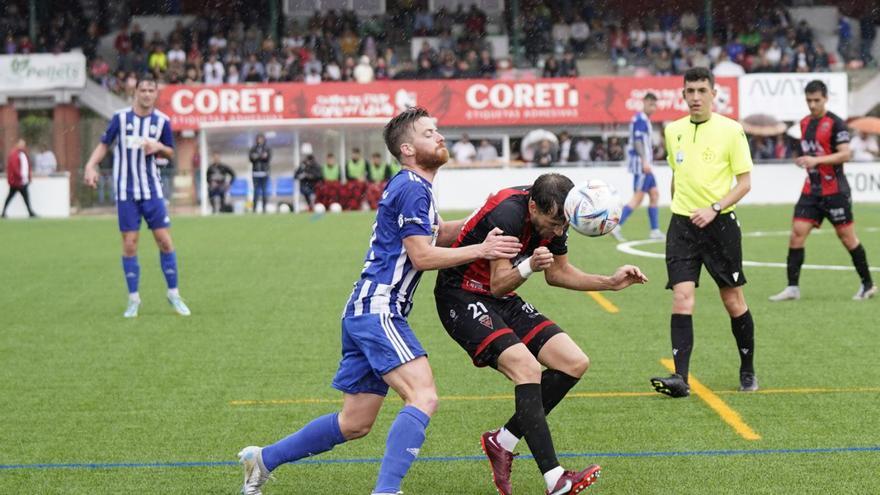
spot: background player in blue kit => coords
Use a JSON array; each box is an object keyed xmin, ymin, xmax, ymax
[
  {"xmin": 237, "ymin": 107, "xmax": 522, "ymax": 495},
  {"xmin": 83, "ymin": 74, "xmax": 191, "ymax": 318},
  {"xmin": 613, "ymin": 92, "xmax": 664, "ymax": 242}
]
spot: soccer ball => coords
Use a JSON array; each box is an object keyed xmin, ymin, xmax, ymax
[
  {"xmin": 313, "ymin": 203, "xmax": 327, "ymax": 214},
  {"xmin": 329, "ymin": 202, "xmax": 343, "ymax": 213},
  {"xmin": 564, "ymin": 179, "xmax": 622, "ymax": 237}
]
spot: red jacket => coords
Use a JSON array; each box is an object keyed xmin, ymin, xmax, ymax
[{"xmin": 6, "ymin": 147, "xmax": 31, "ymax": 188}]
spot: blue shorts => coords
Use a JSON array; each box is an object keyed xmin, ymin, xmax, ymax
[
  {"xmin": 332, "ymin": 313, "xmax": 427, "ymax": 396},
  {"xmin": 633, "ymin": 173, "xmax": 657, "ymax": 193},
  {"xmin": 117, "ymin": 198, "xmax": 171, "ymax": 232}
]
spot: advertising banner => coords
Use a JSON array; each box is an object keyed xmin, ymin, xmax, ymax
[
  {"xmin": 738, "ymin": 72, "xmax": 848, "ymax": 122},
  {"xmin": 0, "ymin": 53, "xmax": 87, "ymax": 92},
  {"xmin": 157, "ymin": 76, "xmax": 739, "ymax": 131}
]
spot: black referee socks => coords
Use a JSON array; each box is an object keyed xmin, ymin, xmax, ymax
[
  {"xmin": 848, "ymin": 244, "xmax": 873, "ymax": 288},
  {"xmin": 505, "ymin": 370, "xmax": 580, "ymax": 439},
  {"xmin": 671, "ymin": 314, "xmax": 694, "ymax": 383},
  {"xmin": 512, "ymin": 383, "xmax": 559, "ymax": 474},
  {"xmin": 787, "ymin": 247, "xmax": 805, "ymax": 286},
  {"xmin": 731, "ymin": 310, "xmax": 755, "ymax": 374}
]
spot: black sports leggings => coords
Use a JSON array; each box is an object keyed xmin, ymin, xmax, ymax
[{"xmin": 2, "ymin": 185, "xmax": 35, "ymax": 216}]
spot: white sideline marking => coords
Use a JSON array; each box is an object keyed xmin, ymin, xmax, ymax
[{"xmin": 617, "ymin": 228, "xmax": 880, "ymax": 272}]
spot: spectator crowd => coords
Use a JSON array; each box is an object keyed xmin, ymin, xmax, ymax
[{"xmin": 4, "ymin": 1, "xmax": 877, "ymax": 99}]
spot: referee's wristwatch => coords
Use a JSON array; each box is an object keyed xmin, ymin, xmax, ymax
[{"xmin": 711, "ymin": 202, "xmax": 722, "ymax": 213}]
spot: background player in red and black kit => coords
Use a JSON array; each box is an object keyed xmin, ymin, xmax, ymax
[
  {"xmin": 434, "ymin": 173, "xmax": 647, "ymax": 495},
  {"xmin": 769, "ymin": 80, "xmax": 876, "ymax": 302}
]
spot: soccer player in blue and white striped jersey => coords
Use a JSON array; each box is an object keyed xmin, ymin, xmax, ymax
[
  {"xmin": 238, "ymin": 107, "xmax": 522, "ymax": 495},
  {"xmin": 83, "ymin": 74, "xmax": 190, "ymax": 318},
  {"xmin": 613, "ymin": 92, "xmax": 664, "ymax": 242}
]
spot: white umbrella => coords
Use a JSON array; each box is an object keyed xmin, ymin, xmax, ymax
[
  {"xmin": 520, "ymin": 129, "xmax": 559, "ymax": 161},
  {"xmin": 786, "ymin": 123, "xmax": 801, "ymax": 140}
]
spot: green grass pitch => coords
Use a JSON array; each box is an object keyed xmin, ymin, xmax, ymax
[{"xmin": 1, "ymin": 203, "xmax": 878, "ymax": 494}]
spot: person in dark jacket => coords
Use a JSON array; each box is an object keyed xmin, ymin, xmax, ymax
[
  {"xmin": 294, "ymin": 154, "xmax": 322, "ymax": 210},
  {"xmin": 207, "ymin": 153, "xmax": 236, "ymax": 213},
  {"xmin": 249, "ymin": 133, "xmax": 271, "ymax": 213}
]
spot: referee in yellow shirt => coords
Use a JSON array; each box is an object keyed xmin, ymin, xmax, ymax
[{"xmin": 650, "ymin": 67, "xmax": 757, "ymax": 398}]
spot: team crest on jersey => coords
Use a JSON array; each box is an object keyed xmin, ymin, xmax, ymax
[
  {"xmin": 478, "ymin": 314, "xmax": 494, "ymax": 329},
  {"xmin": 126, "ymin": 123, "xmax": 134, "ymax": 131},
  {"xmin": 675, "ymin": 150, "xmax": 685, "ymax": 164},
  {"xmin": 702, "ymin": 147, "xmax": 716, "ymax": 163},
  {"xmin": 150, "ymin": 125, "xmax": 158, "ymax": 135}
]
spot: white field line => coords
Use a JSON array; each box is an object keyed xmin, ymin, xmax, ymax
[{"xmin": 617, "ymin": 227, "xmax": 880, "ymax": 272}]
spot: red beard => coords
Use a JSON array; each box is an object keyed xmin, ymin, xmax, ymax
[{"xmin": 415, "ymin": 145, "xmax": 449, "ymax": 169}]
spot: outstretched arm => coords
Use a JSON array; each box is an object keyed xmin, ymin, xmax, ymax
[{"xmin": 544, "ymin": 254, "xmax": 648, "ymax": 291}]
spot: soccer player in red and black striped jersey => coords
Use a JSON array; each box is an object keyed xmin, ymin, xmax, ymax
[
  {"xmin": 769, "ymin": 80, "xmax": 876, "ymax": 302},
  {"xmin": 434, "ymin": 173, "xmax": 647, "ymax": 495}
]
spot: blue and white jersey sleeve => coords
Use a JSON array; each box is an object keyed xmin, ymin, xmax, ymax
[
  {"xmin": 631, "ymin": 115, "xmax": 649, "ymax": 143},
  {"xmin": 100, "ymin": 113, "xmax": 121, "ymax": 146},
  {"xmin": 158, "ymin": 114, "xmax": 175, "ymax": 149},
  {"xmin": 397, "ymin": 182, "xmax": 435, "ymax": 239}
]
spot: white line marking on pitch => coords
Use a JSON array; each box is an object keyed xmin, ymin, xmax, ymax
[{"xmin": 617, "ymin": 228, "xmax": 880, "ymax": 272}]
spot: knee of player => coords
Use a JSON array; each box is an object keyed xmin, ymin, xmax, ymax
[
  {"xmin": 569, "ymin": 352, "xmax": 590, "ymax": 378},
  {"xmin": 410, "ymin": 391, "xmax": 439, "ymax": 417},
  {"xmin": 158, "ymin": 240, "xmax": 174, "ymax": 252},
  {"xmin": 122, "ymin": 241, "xmax": 138, "ymax": 255},
  {"xmin": 510, "ymin": 355, "xmax": 543, "ymax": 383},
  {"xmin": 672, "ymin": 291, "xmax": 695, "ymax": 311},
  {"xmin": 836, "ymin": 230, "xmax": 858, "ymax": 246},
  {"xmin": 721, "ymin": 292, "xmax": 747, "ymax": 314},
  {"xmin": 341, "ymin": 419, "xmax": 374, "ymax": 440}
]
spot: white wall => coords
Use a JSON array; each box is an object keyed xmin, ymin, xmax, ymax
[
  {"xmin": 432, "ymin": 164, "xmax": 880, "ymax": 211},
  {"xmin": 0, "ymin": 174, "xmax": 71, "ymax": 218}
]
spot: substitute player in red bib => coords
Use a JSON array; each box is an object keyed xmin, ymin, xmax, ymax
[
  {"xmin": 769, "ymin": 80, "xmax": 876, "ymax": 302},
  {"xmin": 434, "ymin": 173, "xmax": 647, "ymax": 495}
]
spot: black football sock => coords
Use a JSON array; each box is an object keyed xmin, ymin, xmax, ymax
[
  {"xmin": 671, "ymin": 314, "xmax": 693, "ymax": 383},
  {"xmin": 513, "ymin": 383, "xmax": 559, "ymax": 474},
  {"xmin": 730, "ymin": 310, "xmax": 755, "ymax": 374},
  {"xmin": 504, "ymin": 370, "xmax": 580, "ymax": 439},
  {"xmin": 787, "ymin": 247, "xmax": 805, "ymax": 286},
  {"xmin": 848, "ymin": 244, "xmax": 873, "ymax": 288}
]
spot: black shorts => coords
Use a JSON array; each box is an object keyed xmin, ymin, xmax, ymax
[
  {"xmin": 794, "ymin": 193, "xmax": 853, "ymax": 228},
  {"xmin": 666, "ymin": 212, "xmax": 746, "ymax": 290},
  {"xmin": 434, "ymin": 286, "xmax": 564, "ymax": 368}
]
